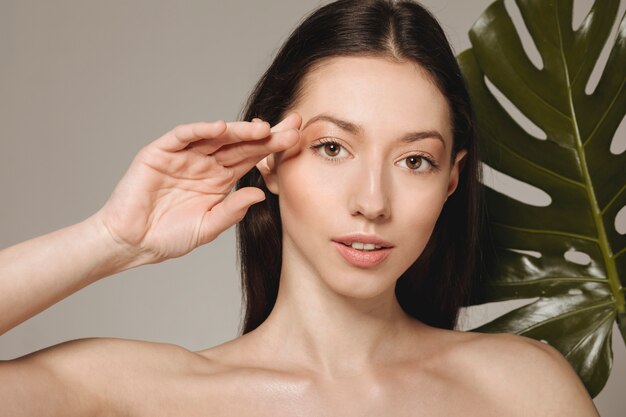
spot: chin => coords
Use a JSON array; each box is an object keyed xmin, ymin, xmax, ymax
[{"xmin": 321, "ymin": 270, "xmax": 398, "ymax": 301}]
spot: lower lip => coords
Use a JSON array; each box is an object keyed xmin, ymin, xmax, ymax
[{"xmin": 332, "ymin": 242, "xmax": 393, "ymax": 268}]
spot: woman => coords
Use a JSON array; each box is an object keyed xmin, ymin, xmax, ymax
[{"xmin": 0, "ymin": 0, "xmax": 599, "ymax": 415}]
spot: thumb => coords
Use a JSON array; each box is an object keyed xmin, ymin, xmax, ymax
[{"xmin": 197, "ymin": 187, "xmax": 265, "ymax": 246}]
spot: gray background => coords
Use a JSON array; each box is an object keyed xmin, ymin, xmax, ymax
[{"xmin": 1, "ymin": 0, "xmax": 624, "ymax": 415}]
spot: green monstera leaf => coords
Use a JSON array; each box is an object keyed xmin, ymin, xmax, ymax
[{"xmin": 457, "ymin": 0, "xmax": 626, "ymax": 397}]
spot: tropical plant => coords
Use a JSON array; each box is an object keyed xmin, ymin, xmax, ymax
[{"xmin": 457, "ymin": 0, "xmax": 626, "ymax": 397}]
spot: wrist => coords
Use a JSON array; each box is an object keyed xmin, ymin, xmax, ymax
[{"xmin": 82, "ymin": 212, "xmax": 150, "ymax": 278}]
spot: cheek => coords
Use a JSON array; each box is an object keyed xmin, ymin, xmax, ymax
[
  {"xmin": 276, "ymin": 155, "xmax": 343, "ymax": 227},
  {"xmin": 391, "ymin": 179, "xmax": 448, "ymax": 253}
]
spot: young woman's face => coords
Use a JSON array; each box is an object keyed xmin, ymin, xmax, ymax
[{"xmin": 259, "ymin": 56, "xmax": 467, "ymax": 300}]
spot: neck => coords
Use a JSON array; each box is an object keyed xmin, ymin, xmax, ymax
[{"xmin": 251, "ymin": 253, "xmax": 425, "ymax": 379}]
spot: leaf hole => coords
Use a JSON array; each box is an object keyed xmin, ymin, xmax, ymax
[
  {"xmin": 610, "ymin": 114, "xmax": 626, "ymax": 155},
  {"xmin": 563, "ymin": 249, "xmax": 592, "ymax": 266},
  {"xmin": 568, "ymin": 288, "xmax": 584, "ymax": 296},
  {"xmin": 504, "ymin": 0, "xmax": 544, "ymax": 70},
  {"xmin": 572, "ymin": 0, "xmax": 593, "ymax": 31},
  {"xmin": 584, "ymin": 0, "xmax": 626, "ymax": 95},
  {"xmin": 616, "ymin": 205, "xmax": 626, "ymax": 235},
  {"xmin": 456, "ymin": 297, "xmax": 539, "ymax": 331},
  {"xmin": 481, "ymin": 163, "xmax": 552, "ymax": 207},
  {"xmin": 484, "ymin": 76, "xmax": 547, "ymax": 141},
  {"xmin": 507, "ymin": 248, "xmax": 542, "ymax": 258}
]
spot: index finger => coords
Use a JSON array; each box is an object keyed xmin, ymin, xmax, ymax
[
  {"xmin": 155, "ymin": 120, "xmax": 228, "ymax": 152},
  {"xmin": 185, "ymin": 119, "xmax": 274, "ymax": 154}
]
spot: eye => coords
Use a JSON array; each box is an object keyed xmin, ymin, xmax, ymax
[
  {"xmin": 309, "ymin": 138, "xmax": 350, "ymax": 161},
  {"xmin": 321, "ymin": 142, "xmax": 341, "ymax": 157},
  {"xmin": 397, "ymin": 155, "xmax": 438, "ymax": 174}
]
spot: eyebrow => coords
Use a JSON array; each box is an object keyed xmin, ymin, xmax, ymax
[{"xmin": 301, "ymin": 113, "xmax": 446, "ymax": 150}]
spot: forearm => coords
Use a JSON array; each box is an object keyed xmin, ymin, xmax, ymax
[{"xmin": 0, "ymin": 214, "xmax": 141, "ymax": 335}]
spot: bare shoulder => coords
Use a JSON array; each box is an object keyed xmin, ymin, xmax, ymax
[
  {"xmin": 0, "ymin": 337, "xmax": 209, "ymax": 417},
  {"xmin": 17, "ymin": 336, "xmax": 204, "ymax": 377},
  {"xmin": 455, "ymin": 331, "xmax": 600, "ymax": 417}
]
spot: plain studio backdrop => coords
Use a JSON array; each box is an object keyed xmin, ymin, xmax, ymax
[{"xmin": 1, "ymin": 0, "xmax": 625, "ymax": 415}]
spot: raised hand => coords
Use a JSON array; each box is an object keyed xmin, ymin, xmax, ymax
[{"xmin": 93, "ymin": 113, "xmax": 302, "ymax": 265}]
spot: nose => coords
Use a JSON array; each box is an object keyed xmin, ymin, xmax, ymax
[{"xmin": 348, "ymin": 160, "xmax": 391, "ymax": 221}]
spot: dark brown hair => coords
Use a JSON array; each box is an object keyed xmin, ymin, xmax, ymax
[{"xmin": 236, "ymin": 0, "xmax": 484, "ymax": 334}]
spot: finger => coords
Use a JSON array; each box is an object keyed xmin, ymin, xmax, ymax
[
  {"xmin": 270, "ymin": 112, "xmax": 302, "ymax": 133},
  {"xmin": 186, "ymin": 119, "xmax": 271, "ymax": 155},
  {"xmin": 214, "ymin": 128, "xmax": 300, "ymax": 167},
  {"xmin": 229, "ymin": 153, "xmax": 271, "ymax": 180},
  {"xmin": 197, "ymin": 187, "xmax": 265, "ymax": 245},
  {"xmin": 155, "ymin": 120, "xmax": 228, "ymax": 152}
]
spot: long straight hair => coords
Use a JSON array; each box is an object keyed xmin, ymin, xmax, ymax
[{"xmin": 236, "ymin": 0, "xmax": 484, "ymax": 334}]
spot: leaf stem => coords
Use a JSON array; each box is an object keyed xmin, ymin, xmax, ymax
[
  {"xmin": 491, "ymin": 222, "xmax": 598, "ymax": 242},
  {"xmin": 555, "ymin": 7, "xmax": 625, "ymax": 318}
]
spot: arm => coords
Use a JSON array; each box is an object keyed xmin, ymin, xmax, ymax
[
  {"xmin": 0, "ymin": 337, "xmax": 194, "ymax": 417},
  {"xmin": 0, "ymin": 339, "xmax": 114, "ymax": 417},
  {"xmin": 0, "ymin": 114, "xmax": 301, "ymax": 416},
  {"xmin": 0, "ymin": 215, "xmax": 139, "ymax": 335},
  {"xmin": 0, "ymin": 114, "xmax": 301, "ymax": 336}
]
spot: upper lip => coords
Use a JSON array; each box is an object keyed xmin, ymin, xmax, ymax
[{"xmin": 332, "ymin": 234, "xmax": 394, "ymax": 248}]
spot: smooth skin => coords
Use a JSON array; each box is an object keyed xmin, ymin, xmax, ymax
[{"xmin": 0, "ymin": 56, "xmax": 600, "ymax": 417}]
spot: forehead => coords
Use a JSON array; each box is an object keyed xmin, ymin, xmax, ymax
[{"xmin": 293, "ymin": 56, "xmax": 453, "ymax": 145}]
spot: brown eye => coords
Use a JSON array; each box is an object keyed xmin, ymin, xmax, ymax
[
  {"xmin": 398, "ymin": 155, "xmax": 437, "ymax": 174},
  {"xmin": 323, "ymin": 143, "xmax": 341, "ymax": 157},
  {"xmin": 309, "ymin": 139, "xmax": 350, "ymax": 162},
  {"xmin": 405, "ymin": 156, "xmax": 422, "ymax": 170}
]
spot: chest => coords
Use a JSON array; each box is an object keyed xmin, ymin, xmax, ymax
[{"xmin": 135, "ymin": 371, "xmax": 506, "ymax": 417}]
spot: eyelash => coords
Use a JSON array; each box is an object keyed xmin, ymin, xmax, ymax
[{"xmin": 309, "ymin": 138, "xmax": 440, "ymax": 174}]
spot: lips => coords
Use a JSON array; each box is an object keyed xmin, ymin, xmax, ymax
[
  {"xmin": 331, "ymin": 234, "xmax": 395, "ymax": 267},
  {"xmin": 333, "ymin": 242, "xmax": 393, "ymax": 268},
  {"xmin": 331, "ymin": 233, "xmax": 394, "ymax": 248}
]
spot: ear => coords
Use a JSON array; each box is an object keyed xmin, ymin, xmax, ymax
[
  {"xmin": 256, "ymin": 154, "xmax": 279, "ymax": 195},
  {"xmin": 446, "ymin": 149, "xmax": 468, "ymax": 199}
]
